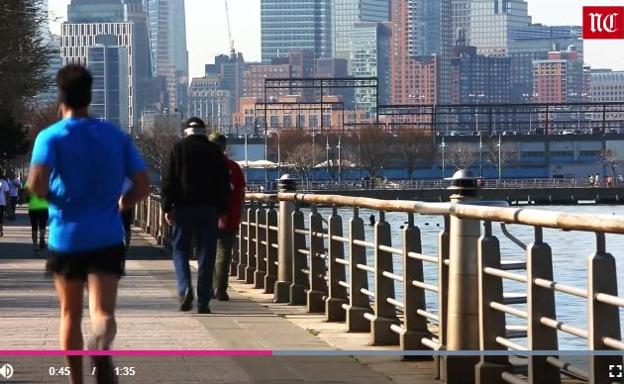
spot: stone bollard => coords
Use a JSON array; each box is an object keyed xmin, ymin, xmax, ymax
[
  {"xmin": 274, "ymin": 174, "xmax": 297, "ymax": 303},
  {"xmin": 445, "ymin": 169, "xmax": 481, "ymax": 384}
]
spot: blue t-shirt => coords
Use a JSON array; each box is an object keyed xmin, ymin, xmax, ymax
[{"xmin": 31, "ymin": 117, "xmax": 146, "ymax": 253}]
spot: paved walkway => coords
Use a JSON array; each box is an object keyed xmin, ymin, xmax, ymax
[{"xmin": 0, "ymin": 208, "xmax": 431, "ymax": 383}]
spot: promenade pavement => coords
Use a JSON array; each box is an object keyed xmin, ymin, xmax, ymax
[{"xmin": 0, "ymin": 207, "xmax": 432, "ymax": 384}]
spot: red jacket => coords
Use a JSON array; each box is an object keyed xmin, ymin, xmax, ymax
[{"xmin": 219, "ymin": 156, "xmax": 246, "ymax": 231}]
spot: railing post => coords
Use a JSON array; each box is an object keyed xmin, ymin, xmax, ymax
[
  {"xmin": 435, "ymin": 216, "xmax": 451, "ymax": 381},
  {"xmin": 400, "ymin": 213, "xmax": 431, "ymax": 354},
  {"xmin": 369, "ymin": 211, "xmax": 399, "ymax": 345},
  {"xmin": 231, "ymin": 228, "xmax": 240, "ymax": 277},
  {"xmin": 446, "ymin": 170, "xmax": 481, "ymax": 383},
  {"xmin": 237, "ymin": 204, "xmax": 249, "ymax": 280},
  {"xmin": 245, "ymin": 205, "xmax": 257, "ymax": 284},
  {"xmin": 527, "ymin": 227, "xmax": 560, "ymax": 384},
  {"xmin": 345, "ymin": 208, "xmax": 372, "ymax": 332},
  {"xmin": 475, "ymin": 221, "xmax": 510, "ymax": 384},
  {"xmin": 254, "ymin": 205, "xmax": 267, "ymax": 289},
  {"xmin": 290, "ymin": 205, "xmax": 308, "ymax": 305},
  {"xmin": 275, "ymin": 175, "xmax": 297, "ymax": 303},
  {"xmin": 264, "ymin": 204, "xmax": 278, "ymax": 294},
  {"xmin": 146, "ymin": 196, "xmax": 151, "ymax": 233},
  {"xmin": 307, "ymin": 206, "xmax": 326, "ymax": 313},
  {"xmin": 325, "ymin": 206, "xmax": 347, "ymax": 322},
  {"xmin": 588, "ymin": 233, "xmax": 623, "ymax": 383}
]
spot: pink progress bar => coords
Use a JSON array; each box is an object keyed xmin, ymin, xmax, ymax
[{"xmin": 0, "ymin": 350, "xmax": 273, "ymax": 357}]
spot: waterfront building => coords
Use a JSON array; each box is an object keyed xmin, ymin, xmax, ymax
[
  {"xmin": 451, "ymin": 34, "xmax": 511, "ymax": 105},
  {"xmin": 140, "ymin": 111, "xmax": 183, "ymax": 135},
  {"xmin": 590, "ymin": 70, "xmax": 624, "ymax": 123},
  {"xmin": 64, "ymin": 0, "xmax": 154, "ymax": 128},
  {"xmin": 243, "ymin": 63, "xmax": 292, "ymax": 99},
  {"xmin": 452, "ymin": 0, "xmax": 472, "ymax": 44},
  {"xmin": 315, "ymin": 58, "xmax": 355, "ymax": 107},
  {"xmin": 145, "ymin": 0, "xmax": 189, "ymax": 113},
  {"xmin": 188, "ymin": 76, "xmax": 232, "ymax": 133},
  {"xmin": 533, "ymin": 46, "xmax": 583, "ymax": 103},
  {"xmin": 206, "ymin": 52, "xmax": 246, "ymax": 114},
  {"xmin": 508, "ymin": 26, "xmax": 582, "ymax": 102},
  {"xmin": 349, "ymin": 23, "xmax": 390, "ymax": 112},
  {"xmin": 87, "ymin": 36, "xmax": 130, "ymax": 130},
  {"xmin": 261, "ymin": 0, "xmax": 332, "ymax": 63},
  {"xmin": 234, "ymin": 95, "xmax": 373, "ymax": 135},
  {"xmin": 332, "ymin": 0, "xmax": 389, "ymax": 60},
  {"xmin": 470, "ymin": 0, "xmax": 531, "ymax": 57},
  {"xmin": 389, "ymin": 0, "xmax": 452, "ymax": 105},
  {"xmin": 61, "ymin": 21, "xmax": 136, "ymax": 129}
]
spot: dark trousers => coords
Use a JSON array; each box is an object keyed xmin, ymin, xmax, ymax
[
  {"xmin": 121, "ymin": 208, "xmax": 134, "ymax": 247},
  {"xmin": 170, "ymin": 205, "xmax": 218, "ymax": 306},
  {"xmin": 213, "ymin": 230, "xmax": 236, "ymax": 295},
  {"xmin": 28, "ymin": 209, "xmax": 48, "ymax": 232}
]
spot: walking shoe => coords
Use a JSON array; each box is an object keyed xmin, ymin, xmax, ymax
[
  {"xmin": 197, "ymin": 304, "xmax": 211, "ymax": 314},
  {"xmin": 216, "ymin": 291, "xmax": 229, "ymax": 301},
  {"xmin": 88, "ymin": 338, "xmax": 118, "ymax": 384},
  {"xmin": 179, "ymin": 286, "xmax": 194, "ymax": 312}
]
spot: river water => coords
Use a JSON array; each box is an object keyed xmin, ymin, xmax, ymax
[{"xmin": 310, "ymin": 205, "xmax": 624, "ymax": 351}]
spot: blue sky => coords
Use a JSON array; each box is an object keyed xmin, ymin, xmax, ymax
[{"xmin": 48, "ymin": 0, "xmax": 624, "ymax": 78}]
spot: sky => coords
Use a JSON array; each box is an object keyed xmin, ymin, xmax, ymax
[{"xmin": 48, "ymin": 0, "xmax": 624, "ymax": 79}]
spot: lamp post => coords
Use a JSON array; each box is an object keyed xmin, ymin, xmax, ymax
[
  {"xmin": 277, "ymin": 131, "xmax": 281, "ymax": 178},
  {"xmin": 326, "ymin": 136, "xmax": 331, "ymax": 181},
  {"xmin": 497, "ymin": 134, "xmax": 502, "ymax": 183},
  {"xmin": 337, "ymin": 136, "xmax": 342, "ymax": 188},
  {"xmin": 441, "ymin": 137, "xmax": 446, "ymax": 179},
  {"xmin": 479, "ymin": 135, "xmax": 483, "ymax": 177}
]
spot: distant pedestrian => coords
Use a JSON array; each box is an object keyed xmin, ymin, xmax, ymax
[
  {"xmin": 28, "ymin": 64, "xmax": 149, "ymax": 384},
  {"xmin": 595, "ymin": 173, "xmax": 600, "ymax": 187},
  {"xmin": 162, "ymin": 118, "xmax": 230, "ymax": 314},
  {"xmin": 0, "ymin": 174, "xmax": 9, "ymax": 237},
  {"xmin": 7, "ymin": 173, "xmax": 19, "ymax": 220},
  {"xmin": 25, "ymin": 182, "xmax": 49, "ymax": 252},
  {"xmin": 209, "ymin": 133, "xmax": 246, "ymax": 301},
  {"xmin": 120, "ymin": 178, "xmax": 134, "ymax": 249},
  {"xmin": 607, "ymin": 175, "xmax": 614, "ymax": 187},
  {"xmin": 588, "ymin": 174, "xmax": 594, "ymax": 186}
]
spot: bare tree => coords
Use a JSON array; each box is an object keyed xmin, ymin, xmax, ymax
[
  {"xmin": 486, "ymin": 138, "xmax": 518, "ymax": 179},
  {"xmin": 135, "ymin": 133, "xmax": 179, "ymax": 177},
  {"xmin": 601, "ymin": 149, "xmax": 622, "ymax": 179},
  {"xmin": 445, "ymin": 142, "xmax": 477, "ymax": 170},
  {"xmin": 285, "ymin": 143, "xmax": 324, "ymax": 188},
  {"xmin": 355, "ymin": 125, "xmax": 389, "ymax": 178},
  {"xmin": 395, "ymin": 129, "xmax": 434, "ymax": 179}
]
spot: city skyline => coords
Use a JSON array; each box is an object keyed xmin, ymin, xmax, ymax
[{"xmin": 48, "ymin": 0, "xmax": 624, "ymax": 79}]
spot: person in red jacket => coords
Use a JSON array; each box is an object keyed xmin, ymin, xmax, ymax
[{"xmin": 209, "ymin": 133, "xmax": 246, "ymax": 301}]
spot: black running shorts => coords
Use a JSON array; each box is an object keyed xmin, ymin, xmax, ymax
[{"xmin": 46, "ymin": 243, "xmax": 126, "ymax": 280}]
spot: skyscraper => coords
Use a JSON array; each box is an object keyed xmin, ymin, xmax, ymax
[
  {"xmin": 389, "ymin": 0, "xmax": 452, "ymax": 104},
  {"xmin": 332, "ymin": 0, "xmax": 389, "ymax": 60},
  {"xmin": 350, "ymin": 23, "xmax": 390, "ymax": 111},
  {"xmin": 65, "ymin": 0, "xmax": 154, "ymax": 128},
  {"xmin": 451, "ymin": 0, "xmax": 471, "ymax": 44},
  {"xmin": 470, "ymin": 0, "xmax": 532, "ymax": 56},
  {"xmin": 87, "ymin": 35, "xmax": 130, "ymax": 129},
  {"xmin": 261, "ymin": 0, "xmax": 332, "ymax": 63},
  {"xmin": 146, "ymin": 0, "xmax": 189, "ymax": 113}
]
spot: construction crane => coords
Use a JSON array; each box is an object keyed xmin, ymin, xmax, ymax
[{"xmin": 224, "ymin": 0, "xmax": 236, "ymax": 57}]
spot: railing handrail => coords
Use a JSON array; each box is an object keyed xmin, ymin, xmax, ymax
[{"xmin": 246, "ymin": 192, "xmax": 624, "ymax": 234}]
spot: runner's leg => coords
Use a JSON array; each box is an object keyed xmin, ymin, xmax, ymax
[
  {"xmin": 87, "ymin": 273, "xmax": 119, "ymax": 383},
  {"xmin": 53, "ymin": 275, "xmax": 84, "ymax": 384}
]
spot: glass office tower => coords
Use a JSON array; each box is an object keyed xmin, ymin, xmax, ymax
[
  {"xmin": 261, "ymin": 0, "xmax": 332, "ymax": 63},
  {"xmin": 332, "ymin": 0, "xmax": 389, "ymax": 59}
]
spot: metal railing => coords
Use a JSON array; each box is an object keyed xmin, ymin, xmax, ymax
[
  {"xmin": 246, "ymin": 178, "xmax": 596, "ymax": 192},
  {"xmin": 135, "ymin": 177, "xmax": 624, "ymax": 384}
]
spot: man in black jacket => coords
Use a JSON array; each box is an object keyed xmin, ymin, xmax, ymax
[{"xmin": 162, "ymin": 117, "xmax": 230, "ymax": 314}]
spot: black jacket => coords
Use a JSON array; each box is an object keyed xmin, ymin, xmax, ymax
[{"xmin": 161, "ymin": 135, "xmax": 230, "ymax": 214}]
